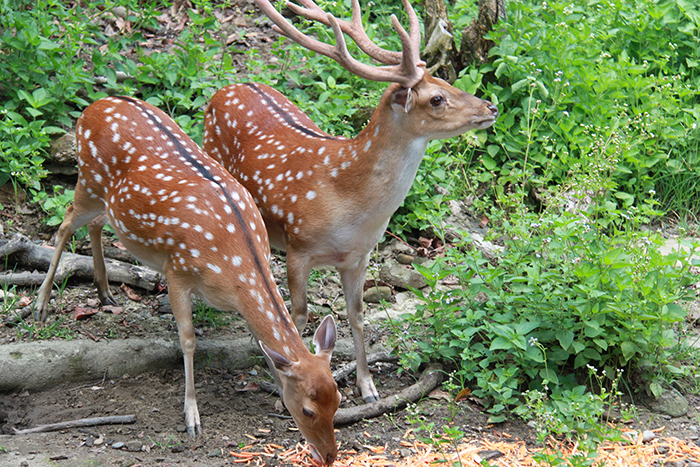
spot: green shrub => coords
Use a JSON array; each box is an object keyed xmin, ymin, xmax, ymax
[
  {"xmin": 0, "ymin": 0, "xmax": 235, "ymax": 204},
  {"xmin": 391, "ymin": 192, "xmax": 697, "ymax": 422},
  {"xmin": 0, "ymin": 0, "xmax": 103, "ymax": 125},
  {"xmin": 476, "ymin": 0, "xmax": 700, "ymax": 215},
  {"xmin": 0, "ymin": 110, "xmax": 54, "ymax": 203},
  {"xmin": 395, "ymin": 0, "xmax": 700, "ymax": 234}
]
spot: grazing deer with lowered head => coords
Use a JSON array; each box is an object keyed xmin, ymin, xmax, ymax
[
  {"xmin": 34, "ymin": 96, "xmax": 341, "ymax": 465},
  {"xmin": 203, "ymin": 0, "xmax": 498, "ymax": 403}
]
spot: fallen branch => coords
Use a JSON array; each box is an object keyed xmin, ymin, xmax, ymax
[
  {"xmin": 258, "ymin": 362, "xmax": 442, "ymax": 425},
  {"xmin": 3, "ymin": 306, "xmax": 32, "ymax": 325},
  {"xmin": 12, "ymin": 414, "xmax": 137, "ymax": 435},
  {"xmin": 334, "ymin": 363, "xmax": 443, "ymax": 425},
  {"xmin": 0, "ymin": 271, "xmax": 50, "ymax": 287},
  {"xmin": 0, "ymin": 233, "xmax": 160, "ymax": 291},
  {"xmin": 332, "ymin": 350, "xmax": 398, "ymax": 381},
  {"xmin": 257, "ymin": 351, "xmax": 400, "ymax": 397}
]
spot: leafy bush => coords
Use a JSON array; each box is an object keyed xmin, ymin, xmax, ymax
[
  {"xmin": 394, "ymin": 0, "xmax": 700, "ymax": 234},
  {"xmin": 392, "ymin": 200, "xmax": 697, "ymax": 422},
  {"xmin": 474, "ymin": 0, "xmax": 700, "ymax": 216},
  {"xmin": 0, "ymin": 0, "xmax": 237, "ymax": 201},
  {"xmin": 0, "ymin": 110, "xmax": 53, "ymax": 202},
  {"xmin": 0, "ymin": 0, "xmax": 136, "ymax": 201},
  {"xmin": 0, "ymin": 0, "xmax": 103, "ymax": 125}
]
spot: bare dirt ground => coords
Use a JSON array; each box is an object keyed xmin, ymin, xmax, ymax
[{"xmin": 2, "ymin": 1, "xmax": 700, "ymax": 466}]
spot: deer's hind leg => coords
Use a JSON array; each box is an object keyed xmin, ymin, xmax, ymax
[{"xmin": 88, "ymin": 213, "xmax": 118, "ymax": 307}]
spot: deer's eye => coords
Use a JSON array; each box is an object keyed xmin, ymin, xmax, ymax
[
  {"xmin": 303, "ymin": 408, "xmax": 315, "ymax": 418},
  {"xmin": 430, "ymin": 95, "xmax": 445, "ymax": 107}
]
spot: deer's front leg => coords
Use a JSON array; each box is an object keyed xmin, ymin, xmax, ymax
[
  {"xmin": 35, "ymin": 202, "xmax": 101, "ymax": 322},
  {"xmin": 35, "ymin": 218, "xmax": 74, "ymax": 322},
  {"xmin": 340, "ymin": 254, "xmax": 380, "ymax": 403},
  {"xmin": 286, "ymin": 250, "xmax": 313, "ymax": 335},
  {"xmin": 167, "ymin": 278, "xmax": 201, "ymax": 436},
  {"xmin": 88, "ymin": 214, "xmax": 118, "ymax": 307}
]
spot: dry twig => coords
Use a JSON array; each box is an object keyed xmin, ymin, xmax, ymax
[{"xmin": 12, "ymin": 415, "xmax": 137, "ymax": 435}]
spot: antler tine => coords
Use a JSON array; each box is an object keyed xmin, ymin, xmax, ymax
[
  {"xmin": 256, "ymin": 0, "xmax": 424, "ymax": 88},
  {"xmin": 389, "ymin": 2, "xmax": 424, "ymax": 86},
  {"xmin": 257, "ymin": 0, "xmax": 337, "ymax": 60},
  {"xmin": 401, "ymin": 0, "xmax": 422, "ymax": 58},
  {"xmin": 288, "ymin": 0, "xmax": 402, "ymax": 65}
]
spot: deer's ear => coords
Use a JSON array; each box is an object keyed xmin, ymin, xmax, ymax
[
  {"xmin": 391, "ymin": 88, "xmax": 415, "ymax": 114},
  {"xmin": 312, "ymin": 315, "xmax": 337, "ymax": 362},
  {"xmin": 260, "ymin": 341, "xmax": 297, "ymax": 377}
]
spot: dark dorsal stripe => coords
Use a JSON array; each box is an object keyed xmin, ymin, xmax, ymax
[
  {"xmin": 244, "ymin": 82, "xmax": 336, "ymax": 140},
  {"xmin": 113, "ymin": 96, "xmax": 290, "ymax": 326}
]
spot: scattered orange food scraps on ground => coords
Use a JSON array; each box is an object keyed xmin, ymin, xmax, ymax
[{"xmin": 225, "ymin": 436, "xmax": 700, "ymax": 466}]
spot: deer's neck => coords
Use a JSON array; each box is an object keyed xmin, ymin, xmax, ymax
[{"xmin": 337, "ymin": 101, "xmax": 428, "ymax": 216}]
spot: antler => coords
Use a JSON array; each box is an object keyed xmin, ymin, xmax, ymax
[
  {"xmin": 289, "ymin": 0, "xmax": 403, "ymax": 64},
  {"xmin": 255, "ymin": 0, "xmax": 425, "ymax": 88}
]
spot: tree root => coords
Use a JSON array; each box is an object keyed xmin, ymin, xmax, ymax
[
  {"xmin": 334, "ymin": 363, "xmax": 443, "ymax": 425},
  {"xmin": 332, "ymin": 350, "xmax": 399, "ymax": 381}
]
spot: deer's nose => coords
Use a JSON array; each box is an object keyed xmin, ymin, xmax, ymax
[{"xmin": 488, "ymin": 103, "xmax": 499, "ymax": 117}]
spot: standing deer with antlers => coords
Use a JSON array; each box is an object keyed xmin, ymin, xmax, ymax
[
  {"xmin": 203, "ymin": 0, "xmax": 498, "ymax": 403},
  {"xmin": 35, "ymin": 96, "xmax": 340, "ymax": 465}
]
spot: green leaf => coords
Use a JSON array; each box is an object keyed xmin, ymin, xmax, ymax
[
  {"xmin": 38, "ymin": 38, "xmax": 60, "ymax": 50},
  {"xmin": 614, "ymin": 191, "xmax": 635, "ymax": 206},
  {"xmin": 535, "ymin": 80, "xmax": 549, "ymax": 98},
  {"xmin": 663, "ymin": 303, "xmax": 687, "ymax": 320},
  {"xmin": 487, "ymin": 414, "xmax": 506, "ymax": 424},
  {"xmin": 511, "ymin": 78, "xmax": 529, "ymax": 93},
  {"xmin": 25, "ymin": 107, "xmax": 43, "ymax": 118},
  {"xmin": 514, "ymin": 321, "xmax": 539, "ymax": 336},
  {"xmin": 649, "ymin": 382, "xmax": 664, "ymax": 399},
  {"xmin": 145, "ymin": 96, "xmax": 163, "ymax": 106},
  {"xmin": 482, "ymin": 155, "xmax": 497, "ymax": 171},
  {"xmin": 490, "ymin": 336, "xmax": 513, "ymax": 351},
  {"xmin": 556, "ymin": 330, "xmax": 574, "ymax": 350},
  {"xmin": 574, "ymin": 352, "xmax": 588, "ymax": 369},
  {"xmin": 592, "ymin": 338, "xmax": 608, "ymax": 351},
  {"xmin": 584, "ymin": 321, "xmax": 603, "ymax": 338},
  {"xmin": 31, "ymin": 87, "xmax": 49, "ymax": 107},
  {"xmin": 525, "ymin": 344, "xmax": 544, "ymax": 362},
  {"xmin": 539, "ymin": 368, "xmax": 558, "ymax": 384},
  {"xmin": 43, "ymin": 126, "xmax": 65, "ymax": 135},
  {"xmin": 620, "ymin": 341, "xmax": 638, "ymax": 361},
  {"xmin": 17, "ymin": 89, "xmax": 33, "ymax": 106},
  {"xmin": 583, "ymin": 348, "xmax": 601, "ymax": 360}
]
